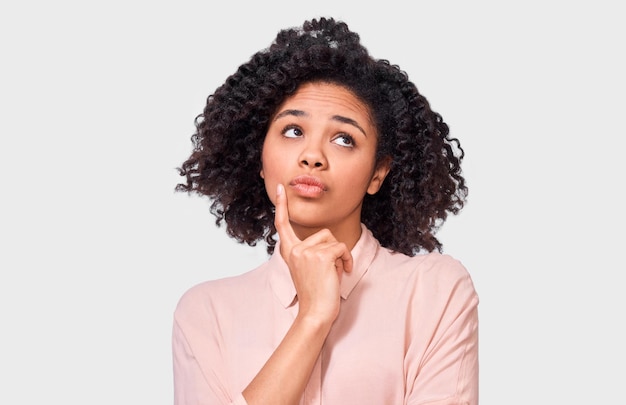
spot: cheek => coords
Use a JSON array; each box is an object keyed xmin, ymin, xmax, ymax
[
  {"xmin": 337, "ymin": 158, "xmax": 378, "ymax": 190},
  {"xmin": 261, "ymin": 139, "xmax": 290, "ymax": 176},
  {"xmin": 261, "ymin": 147, "xmax": 275, "ymax": 180},
  {"xmin": 260, "ymin": 145, "xmax": 282, "ymax": 199}
]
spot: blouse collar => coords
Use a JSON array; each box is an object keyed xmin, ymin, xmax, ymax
[{"xmin": 269, "ymin": 224, "xmax": 380, "ymax": 308}]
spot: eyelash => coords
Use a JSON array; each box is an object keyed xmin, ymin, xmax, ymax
[
  {"xmin": 334, "ymin": 134, "xmax": 355, "ymax": 147},
  {"xmin": 280, "ymin": 125, "xmax": 356, "ymax": 148},
  {"xmin": 282, "ymin": 125, "xmax": 302, "ymax": 138}
]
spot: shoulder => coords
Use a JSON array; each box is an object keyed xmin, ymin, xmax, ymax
[
  {"xmin": 380, "ymin": 248, "xmax": 471, "ymax": 280},
  {"xmin": 413, "ymin": 252, "xmax": 478, "ymax": 306},
  {"xmin": 173, "ymin": 263, "xmax": 268, "ymax": 323},
  {"xmin": 376, "ymin": 249, "xmax": 478, "ymax": 301},
  {"xmin": 379, "ymin": 251, "xmax": 479, "ymax": 330},
  {"xmin": 414, "ymin": 251, "xmax": 472, "ymax": 282}
]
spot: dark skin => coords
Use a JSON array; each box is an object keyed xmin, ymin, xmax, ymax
[
  {"xmin": 176, "ymin": 18, "xmax": 467, "ymax": 258},
  {"xmin": 242, "ymin": 184, "xmax": 350, "ymax": 404},
  {"xmin": 176, "ymin": 18, "xmax": 469, "ymax": 402},
  {"xmin": 244, "ymin": 81, "xmax": 389, "ymax": 404}
]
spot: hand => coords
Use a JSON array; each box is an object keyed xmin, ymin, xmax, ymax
[{"xmin": 274, "ymin": 184, "xmax": 353, "ymax": 324}]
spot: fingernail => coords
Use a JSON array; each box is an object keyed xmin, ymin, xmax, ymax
[{"xmin": 276, "ymin": 184, "xmax": 283, "ymax": 196}]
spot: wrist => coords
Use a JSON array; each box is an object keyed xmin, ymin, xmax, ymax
[{"xmin": 294, "ymin": 311, "xmax": 335, "ymax": 335}]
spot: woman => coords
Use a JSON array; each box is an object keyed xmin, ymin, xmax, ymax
[{"xmin": 174, "ymin": 17, "xmax": 478, "ymax": 405}]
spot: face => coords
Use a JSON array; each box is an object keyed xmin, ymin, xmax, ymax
[{"xmin": 261, "ymin": 82, "xmax": 390, "ymax": 241}]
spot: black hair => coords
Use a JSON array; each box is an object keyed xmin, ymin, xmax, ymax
[{"xmin": 177, "ymin": 17, "xmax": 467, "ymax": 256}]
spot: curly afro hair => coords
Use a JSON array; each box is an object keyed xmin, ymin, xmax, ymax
[{"xmin": 176, "ymin": 17, "xmax": 468, "ymax": 256}]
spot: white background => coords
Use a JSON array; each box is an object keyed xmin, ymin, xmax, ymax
[{"xmin": 1, "ymin": 1, "xmax": 624, "ymax": 404}]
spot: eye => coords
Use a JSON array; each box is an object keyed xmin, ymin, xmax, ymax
[
  {"xmin": 282, "ymin": 125, "xmax": 303, "ymax": 138},
  {"xmin": 332, "ymin": 134, "xmax": 355, "ymax": 148}
]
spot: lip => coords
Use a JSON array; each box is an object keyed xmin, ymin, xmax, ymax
[{"xmin": 289, "ymin": 175, "xmax": 327, "ymax": 198}]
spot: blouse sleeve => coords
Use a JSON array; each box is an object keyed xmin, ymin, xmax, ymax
[
  {"xmin": 172, "ymin": 317, "xmax": 248, "ymax": 405},
  {"xmin": 406, "ymin": 259, "xmax": 479, "ymax": 405}
]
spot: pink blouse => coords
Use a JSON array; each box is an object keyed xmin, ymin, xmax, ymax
[{"xmin": 173, "ymin": 225, "xmax": 479, "ymax": 404}]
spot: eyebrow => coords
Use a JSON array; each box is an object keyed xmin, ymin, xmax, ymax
[{"xmin": 273, "ymin": 109, "xmax": 367, "ymax": 136}]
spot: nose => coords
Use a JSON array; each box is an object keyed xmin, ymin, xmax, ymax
[
  {"xmin": 299, "ymin": 140, "xmax": 327, "ymax": 169},
  {"xmin": 301, "ymin": 159, "xmax": 324, "ymax": 168}
]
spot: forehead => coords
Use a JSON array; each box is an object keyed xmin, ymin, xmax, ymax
[{"xmin": 275, "ymin": 82, "xmax": 373, "ymax": 121}]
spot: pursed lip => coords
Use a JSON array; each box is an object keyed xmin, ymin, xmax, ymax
[{"xmin": 289, "ymin": 175, "xmax": 327, "ymax": 197}]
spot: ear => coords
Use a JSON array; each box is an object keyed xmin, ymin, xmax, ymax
[
  {"xmin": 366, "ymin": 156, "xmax": 392, "ymax": 195},
  {"xmin": 260, "ymin": 169, "xmax": 265, "ymax": 179}
]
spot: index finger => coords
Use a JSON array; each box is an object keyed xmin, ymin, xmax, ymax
[{"xmin": 274, "ymin": 183, "xmax": 300, "ymax": 249}]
